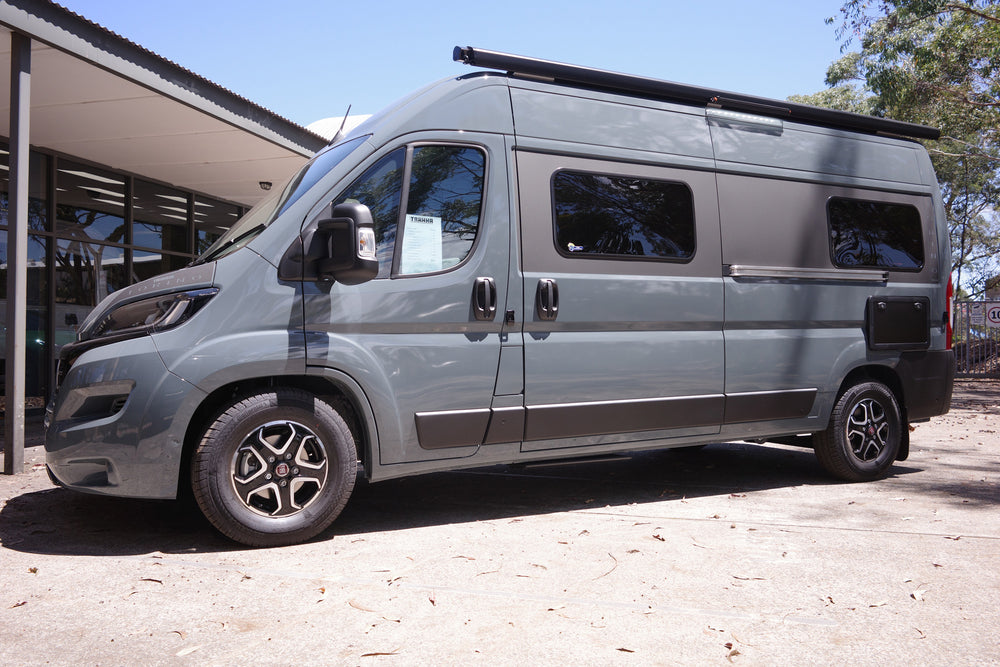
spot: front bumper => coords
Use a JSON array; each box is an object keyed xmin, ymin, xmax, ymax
[{"xmin": 45, "ymin": 336, "xmax": 205, "ymax": 499}]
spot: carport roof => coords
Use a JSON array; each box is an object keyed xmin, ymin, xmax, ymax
[{"xmin": 0, "ymin": 0, "xmax": 329, "ymax": 206}]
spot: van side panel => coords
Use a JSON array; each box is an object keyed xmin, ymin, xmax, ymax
[
  {"xmin": 513, "ymin": 149, "xmax": 725, "ymax": 450},
  {"xmin": 509, "ymin": 84, "xmax": 715, "ymax": 163},
  {"xmin": 712, "ymin": 118, "xmax": 945, "ymax": 437},
  {"xmin": 709, "ymin": 116, "xmax": 927, "ymax": 186}
]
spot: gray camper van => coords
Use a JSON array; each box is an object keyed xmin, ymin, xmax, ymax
[{"xmin": 45, "ymin": 47, "xmax": 955, "ymax": 546}]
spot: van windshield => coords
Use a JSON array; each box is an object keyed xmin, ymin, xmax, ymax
[{"xmin": 195, "ymin": 135, "xmax": 367, "ymax": 264}]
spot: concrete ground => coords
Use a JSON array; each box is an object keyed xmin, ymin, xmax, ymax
[{"xmin": 1, "ymin": 381, "xmax": 998, "ymax": 665}]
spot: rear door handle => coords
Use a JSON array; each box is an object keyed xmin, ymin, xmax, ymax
[
  {"xmin": 536, "ymin": 279, "xmax": 559, "ymax": 321},
  {"xmin": 473, "ymin": 277, "xmax": 497, "ymax": 321}
]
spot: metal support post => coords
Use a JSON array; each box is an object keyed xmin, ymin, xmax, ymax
[{"xmin": 4, "ymin": 32, "xmax": 31, "ymax": 475}]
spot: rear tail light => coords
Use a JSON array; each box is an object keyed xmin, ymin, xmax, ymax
[{"xmin": 946, "ymin": 274, "xmax": 954, "ymax": 350}]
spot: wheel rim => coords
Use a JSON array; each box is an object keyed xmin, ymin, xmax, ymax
[
  {"xmin": 230, "ymin": 420, "xmax": 329, "ymax": 517},
  {"xmin": 845, "ymin": 397, "xmax": 890, "ymax": 462}
]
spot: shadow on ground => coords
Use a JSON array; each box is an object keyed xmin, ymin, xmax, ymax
[{"xmin": 1, "ymin": 442, "xmax": 919, "ymax": 557}]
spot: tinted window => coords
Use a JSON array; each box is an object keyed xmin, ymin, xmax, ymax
[
  {"xmin": 276, "ymin": 135, "xmax": 368, "ymax": 219},
  {"xmin": 198, "ymin": 135, "xmax": 366, "ymax": 264},
  {"xmin": 553, "ymin": 171, "xmax": 695, "ymax": 261},
  {"xmin": 399, "ymin": 146, "xmax": 486, "ymax": 275},
  {"xmin": 334, "ymin": 149, "xmax": 405, "ymax": 279},
  {"xmin": 828, "ymin": 198, "xmax": 923, "ymax": 270}
]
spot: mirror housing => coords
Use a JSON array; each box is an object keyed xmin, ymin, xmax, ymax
[{"xmin": 278, "ymin": 202, "xmax": 378, "ymax": 285}]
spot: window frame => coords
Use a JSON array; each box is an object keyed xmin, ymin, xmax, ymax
[
  {"xmin": 549, "ymin": 168, "xmax": 697, "ymax": 264},
  {"xmin": 826, "ymin": 195, "xmax": 924, "ymax": 273},
  {"xmin": 390, "ymin": 141, "xmax": 489, "ymax": 279},
  {"xmin": 326, "ymin": 140, "xmax": 490, "ymax": 280}
]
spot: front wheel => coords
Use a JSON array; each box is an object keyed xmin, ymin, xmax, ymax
[
  {"xmin": 814, "ymin": 381, "xmax": 902, "ymax": 482},
  {"xmin": 191, "ymin": 389, "xmax": 357, "ymax": 546}
]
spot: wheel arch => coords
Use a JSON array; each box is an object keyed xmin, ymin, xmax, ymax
[
  {"xmin": 178, "ymin": 372, "xmax": 377, "ymax": 499},
  {"xmin": 833, "ymin": 363, "xmax": 910, "ymax": 461},
  {"xmin": 836, "ymin": 364, "xmax": 904, "ymax": 410}
]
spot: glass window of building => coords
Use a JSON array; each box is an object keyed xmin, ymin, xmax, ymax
[
  {"xmin": 133, "ymin": 179, "xmax": 193, "ymax": 279},
  {"xmin": 53, "ymin": 238, "xmax": 126, "ymax": 311},
  {"xmin": 133, "ymin": 179, "xmax": 190, "ymax": 253},
  {"xmin": 55, "ymin": 160, "xmax": 127, "ymax": 243},
  {"xmin": 195, "ymin": 195, "xmax": 243, "ymax": 256},
  {"xmin": 2, "ymin": 143, "xmax": 244, "ymax": 409},
  {"xmin": 1, "ymin": 147, "xmax": 52, "ymax": 404}
]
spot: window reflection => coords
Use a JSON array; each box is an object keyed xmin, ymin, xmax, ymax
[
  {"xmin": 133, "ymin": 179, "xmax": 190, "ymax": 253},
  {"xmin": 133, "ymin": 249, "xmax": 189, "ymax": 283},
  {"xmin": 828, "ymin": 198, "xmax": 923, "ymax": 270},
  {"xmin": 56, "ymin": 161, "xmax": 127, "ymax": 243},
  {"xmin": 0, "ymin": 232, "xmax": 50, "ymax": 401},
  {"xmin": 333, "ymin": 149, "xmax": 405, "ymax": 279},
  {"xmin": 0, "ymin": 149, "xmax": 51, "ymax": 404},
  {"xmin": 195, "ymin": 195, "xmax": 243, "ymax": 255},
  {"xmin": 553, "ymin": 170, "xmax": 695, "ymax": 260},
  {"xmin": 1, "ymin": 144, "xmax": 243, "ymax": 407},
  {"xmin": 54, "ymin": 239, "xmax": 125, "ymax": 309},
  {"xmin": 401, "ymin": 146, "xmax": 485, "ymax": 274}
]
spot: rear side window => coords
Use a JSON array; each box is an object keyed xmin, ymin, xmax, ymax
[
  {"xmin": 828, "ymin": 197, "xmax": 923, "ymax": 271},
  {"xmin": 552, "ymin": 170, "xmax": 695, "ymax": 261}
]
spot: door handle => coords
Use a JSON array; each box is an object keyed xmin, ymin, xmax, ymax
[
  {"xmin": 473, "ymin": 277, "xmax": 497, "ymax": 321},
  {"xmin": 536, "ymin": 279, "xmax": 559, "ymax": 321}
]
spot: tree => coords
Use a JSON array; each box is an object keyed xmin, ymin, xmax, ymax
[{"xmin": 793, "ymin": 1, "xmax": 1000, "ymax": 295}]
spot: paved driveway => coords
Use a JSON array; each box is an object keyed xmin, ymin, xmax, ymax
[{"xmin": 1, "ymin": 382, "xmax": 998, "ymax": 665}]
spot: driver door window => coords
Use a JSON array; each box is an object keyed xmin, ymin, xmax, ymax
[{"xmin": 333, "ymin": 144, "xmax": 486, "ymax": 278}]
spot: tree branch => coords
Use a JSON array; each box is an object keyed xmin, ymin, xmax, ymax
[{"xmin": 943, "ymin": 2, "xmax": 1000, "ymax": 25}]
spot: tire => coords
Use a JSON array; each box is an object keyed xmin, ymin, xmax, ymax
[
  {"xmin": 814, "ymin": 381, "xmax": 901, "ymax": 482},
  {"xmin": 191, "ymin": 388, "xmax": 357, "ymax": 547}
]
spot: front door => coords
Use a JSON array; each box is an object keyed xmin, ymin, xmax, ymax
[{"xmin": 302, "ymin": 133, "xmax": 510, "ymax": 464}]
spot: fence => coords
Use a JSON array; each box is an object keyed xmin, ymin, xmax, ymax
[{"xmin": 954, "ymin": 301, "xmax": 1000, "ymax": 378}]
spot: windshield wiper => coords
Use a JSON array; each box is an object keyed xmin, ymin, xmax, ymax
[{"xmin": 194, "ymin": 224, "xmax": 265, "ymax": 265}]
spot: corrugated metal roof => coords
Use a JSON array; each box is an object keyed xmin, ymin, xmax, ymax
[{"xmin": 46, "ymin": 0, "xmax": 327, "ymax": 146}]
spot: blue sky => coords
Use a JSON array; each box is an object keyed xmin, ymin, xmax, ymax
[{"xmin": 58, "ymin": 0, "xmax": 851, "ymax": 128}]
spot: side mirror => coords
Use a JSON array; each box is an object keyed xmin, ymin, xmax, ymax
[
  {"xmin": 278, "ymin": 202, "xmax": 378, "ymax": 284},
  {"xmin": 317, "ymin": 203, "xmax": 378, "ymax": 284}
]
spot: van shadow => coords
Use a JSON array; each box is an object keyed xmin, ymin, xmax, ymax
[{"xmin": 0, "ymin": 442, "xmax": 918, "ymax": 556}]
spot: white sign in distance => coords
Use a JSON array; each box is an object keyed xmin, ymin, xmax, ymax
[
  {"xmin": 987, "ymin": 304, "xmax": 1000, "ymax": 328},
  {"xmin": 970, "ymin": 302, "xmax": 985, "ymax": 325}
]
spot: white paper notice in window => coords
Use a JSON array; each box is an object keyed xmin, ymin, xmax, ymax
[{"xmin": 401, "ymin": 214, "xmax": 443, "ymax": 274}]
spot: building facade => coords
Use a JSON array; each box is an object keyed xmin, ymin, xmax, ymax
[
  {"xmin": 1, "ymin": 0, "xmax": 328, "ymax": 469},
  {"xmin": 0, "ymin": 142, "xmax": 245, "ymax": 404}
]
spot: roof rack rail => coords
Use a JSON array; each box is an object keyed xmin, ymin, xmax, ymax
[{"xmin": 453, "ymin": 46, "xmax": 940, "ymax": 141}]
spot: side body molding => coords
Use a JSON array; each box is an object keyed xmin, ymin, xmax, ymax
[{"xmin": 414, "ymin": 389, "xmax": 817, "ymax": 450}]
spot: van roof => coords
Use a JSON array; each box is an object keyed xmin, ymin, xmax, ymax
[{"xmin": 454, "ymin": 46, "xmax": 940, "ymax": 142}]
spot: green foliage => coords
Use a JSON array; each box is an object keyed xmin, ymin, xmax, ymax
[
  {"xmin": 787, "ymin": 82, "xmax": 876, "ymax": 115},
  {"xmin": 808, "ymin": 1, "xmax": 1000, "ymax": 293}
]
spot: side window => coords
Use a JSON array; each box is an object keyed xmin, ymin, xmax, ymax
[
  {"xmin": 334, "ymin": 148, "xmax": 405, "ymax": 279},
  {"xmin": 552, "ymin": 170, "xmax": 695, "ymax": 261},
  {"xmin": 332, "ymin": 145, "xmax": 485, "ymax": 278},
  {"xmin": 828, "ymin": 197, "xmax": 923, "ymax": 271},
  {"xmin": 399, "ymin": 146, "xmax": 486, "ymax": 275}
]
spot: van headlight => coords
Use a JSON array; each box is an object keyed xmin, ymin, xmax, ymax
[{"xmin": 81, "ymin": 288, "xmax": 219, "ymax": 343}]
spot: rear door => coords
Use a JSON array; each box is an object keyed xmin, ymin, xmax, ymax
[{"xmin": 515, "ymin": 151, "xmax": 725, "ymax": 452}]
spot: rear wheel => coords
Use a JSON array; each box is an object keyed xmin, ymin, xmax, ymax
[
  {"xmin": 814, "ymin": 381, "xmax": 901, "ymax": 482},
  {"xmin": 191, "ymin": 388, "xmax": 357, "ymax": 546}
]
